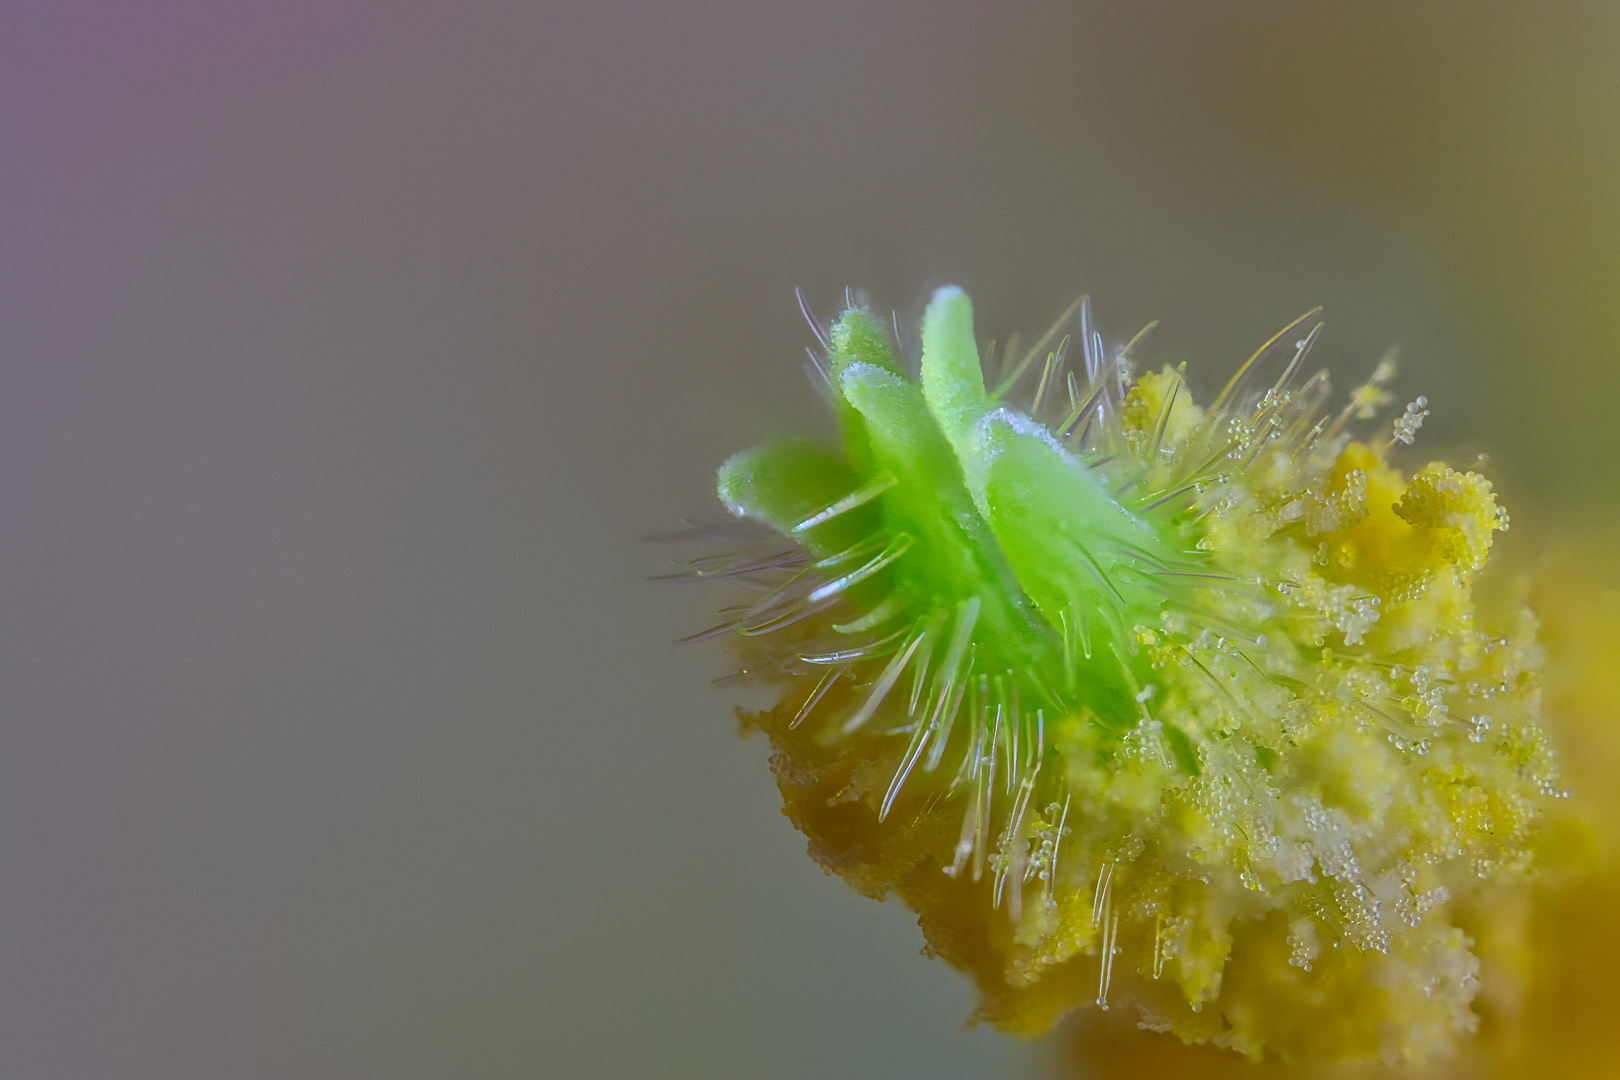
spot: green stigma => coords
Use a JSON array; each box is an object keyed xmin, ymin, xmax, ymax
[{"xmin": 692, "ymin": 286, "xmax": 1564, "ymax": 1064}]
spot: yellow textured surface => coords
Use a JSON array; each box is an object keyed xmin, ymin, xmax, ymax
[{"xmin": 1056, "ymin": 538, "xmax": 1613, "ymax": 1077}]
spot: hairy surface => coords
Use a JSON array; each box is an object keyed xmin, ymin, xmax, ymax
[{"xmin": 685, "ymin": 286, "xmax": 1567, "ymax": 1063}]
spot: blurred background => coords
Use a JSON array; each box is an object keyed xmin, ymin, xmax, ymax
[{"xmin": 2, "ymin": 2, "xmax": 1619, "ymax": 1077}]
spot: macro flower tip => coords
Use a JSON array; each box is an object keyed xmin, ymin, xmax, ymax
[{"xmin": 678, "ymin": 287, "xmax": 1569, "ymax": 1064}]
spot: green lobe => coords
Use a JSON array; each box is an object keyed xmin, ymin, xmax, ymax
[
  {"xmin": 828, "ymin": 307, "xmax": 900, "ymax": 381},
  {"xmin": 919, "ymin": 286, "xmax": 995, "ymax": 500},
  {"xmin": 716, "ymin": 438, "xmax": 867, "ymax": 557}
]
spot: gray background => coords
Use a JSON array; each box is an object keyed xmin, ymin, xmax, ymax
[{"xmin": 3, "ymin": 2, "xmax": 1619, "ymax": 1078}]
